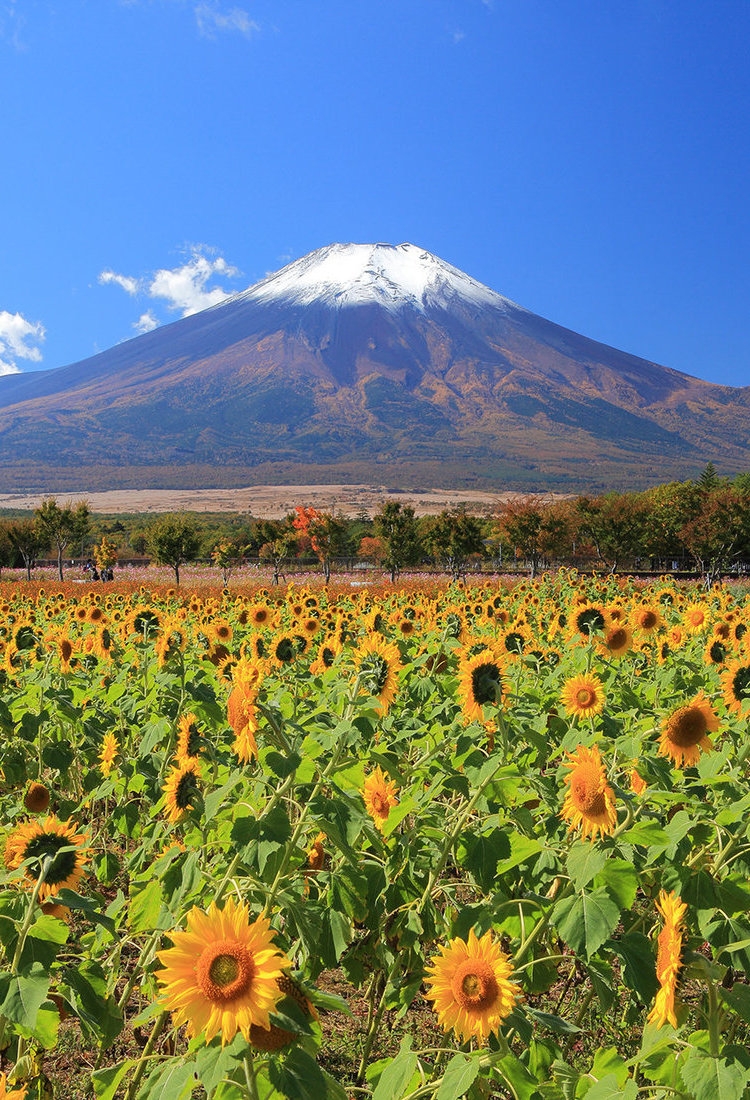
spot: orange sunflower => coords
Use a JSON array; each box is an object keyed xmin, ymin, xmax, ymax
[
  {"xmin": 659, "ymin": 692, "xmax": 718, "ymax": 768},
  {"xmin": 647, "ymin": 890, "xmax": 687, "ymax": 1028},
  {"xmin": 362, "ymin": 767, "xmax": 399, "ymax": 833},
  {"xmin": 156, "ymin": 897, "xmax": 290, "ymax": 1046},
  {"xmin": 425, "ymin": 928, "xmax": 520, "ymax": 1043},
  {"xmin": 100, "ymin": 731, "xmax": 119, "ymax": 776},
  {"xmin": 163, "ymin": 759, "xmax": 202, "ymax": 824},
  {"xmin": 560, "ymin": 673, "xmax": 605, "ymax": 719},
  {"xmin": 0, "ymin": 1073, "xmax": 27, "ymax": 1100},
  {"xmin": 560, "ymin": 745, "xmax": 617, "ymax": 841}
]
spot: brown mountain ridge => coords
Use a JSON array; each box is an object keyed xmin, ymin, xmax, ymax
[{"xmin": 0, "ymin": 242, "xmax": 747, "ymax": 493}]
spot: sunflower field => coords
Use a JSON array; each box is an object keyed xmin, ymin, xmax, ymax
[{"xmin": 0, "ymin": 572, "xmax": 749, "ymax": 1099}]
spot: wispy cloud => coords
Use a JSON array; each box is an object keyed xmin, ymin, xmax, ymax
[
  {"xmin": 0, "ymin": 310, "xmax": 45, "ymax": 375},
  {"xmin": 194, "ymin": 3, "xmax": 259, "ymax": 39},
  {"xmin": 0, "ymin": 0, "xmax": 26, "ymax": 50},
  {"xmin": 99, "ymin": 270, "xmax": 139, "ymax": 296},
  {"xmin": 450, "ymin": 29, "xmax": 466, "ymax": 44},
  {"xmin": 99, "ymin": 245, "xmax": 243, "ymax": 333}
]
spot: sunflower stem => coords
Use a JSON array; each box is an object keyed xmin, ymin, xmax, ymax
[
  {"xmin": 707, "ymin": 979, "xmax": 721, "ymax": 1057},
  {"xmin": 125, "ymin": 1010, "xmax": 168, "ymax": 1100},
  {"xmin": 243, "ymin": 1052, "xmax": 261, "ymax": 1100},
  {"xmin": 512, "ymin": 880, "xmax": 574, "ymax": 967}
]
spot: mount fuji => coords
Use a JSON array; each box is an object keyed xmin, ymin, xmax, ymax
[{"xmin": 1, "ymin": 242, "xmax": 749, "ymax": 492}]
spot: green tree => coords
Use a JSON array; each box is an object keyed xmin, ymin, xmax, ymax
[
  {"xmin": 424, "ymin": 508, "xmax": 484, "ymax": 582},
  {"xmin": 34, "ymin": 497, "xmax": 90, "ymax": 581},
  {"xmin": 145, "ymin": 514, "xmax": 201, "ymax": 585},
  {"xmin": 373, "ymin": 501, "xmax": 422, "ymax": 582},
  {"xmin": 574, "ymin": 492, "xmax": 652, "ymax": 574},
  {"xmin": 495, "ymin": 497, "xmax": 569, "ymax": 579},
  {"xmin": 7, "ymin": 519, "xmax": 49, "ymax": 581},
  {"xmin": 680, "ymin": 485, "xmax": 750, "ymax": 588},
  {"xmin": 0, "ymin": 522, "xmax": 14, "ymax": 578}
]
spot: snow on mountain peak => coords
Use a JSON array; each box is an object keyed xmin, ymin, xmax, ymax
[{"xmin": 237, "ymin": 243, "xmax": 513, "ymax": 313}]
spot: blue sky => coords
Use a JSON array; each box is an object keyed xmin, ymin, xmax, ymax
[{"xmin": 2, "ymin": 0, "xmax": 749, "ymax": 385}]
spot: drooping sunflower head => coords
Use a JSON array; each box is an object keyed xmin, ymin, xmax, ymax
[
  {"xmin": 249, "ymin": 974, "xmax": 317, "ymax": 1051},
  {"xmin": 722, "ymin": 658, "xmax": 750, "ymax": 715},
  {"xmin": 458, "ymin": 649, "xmax": 508, "ymax": 725},
  {"xmin": 356, "ymin": 637, "xmax": 401, "ymax": 715},
  {"xmin": 4, "ymin": 816, "xmax": 89, "ymax": 901},
  {"xmin": 362, "ymin": 766, "xmax": 399, "ymax": 833},
  {"xmin": 177, "ymin": 712, "xmax": 203, "ymax": 764},
  {"xmin": 648, "ymin": 889, "xmax": 687, "ymax": 1029},
  {"xmin": 425, "ymin": 928, "xmax": 520, "ymax": 1043},
  {"xmin": 659, "ymin": 693, "xmax": 718, "ymax": 768},
  {"xmin": 100, "ymin": 731, "xmax": 119, "ymax": 777},
  {"xmin": 560, "ymin": 744, "xmax": 617, "ymax": 841},
  {"xmin": 163, "ymin": 759, "xmax": 202, "ymax": 824},
  {"xmin": 156, "ymin": 897, "xmax": 290, "ymax": 1046},
  {"xmin": 560, "ymin": 673, "xmax": 606, "ymax": 720},
  {"xmin": 23, "ymin": 782, "xmax": 51, "ymax": 814}
]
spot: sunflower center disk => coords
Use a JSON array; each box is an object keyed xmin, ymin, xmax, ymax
[
  {"xmin": 197, "ymin": 942, "xmax": 254, "ymax": 1003},
  {"xmin": 571, "ymin": 769, "xmax": 606, "ymax": 816},
  {"xmin": 575, "ymin": 688, "xmax": 594, "ymax": 708},
  {"xmin": 667, "ymin": 708, "xmax": 706, "ymax": 747},
  {"xmin": 452, "ymin": 960, "xmax": 499, "ymax": 1010}
]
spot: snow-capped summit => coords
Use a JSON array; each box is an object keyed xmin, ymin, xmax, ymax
[{"xmin": 234, "ymin": 242, "xmax": 514, "ymax": 313}]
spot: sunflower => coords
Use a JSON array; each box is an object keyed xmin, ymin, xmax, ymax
[
  {"xmin": 212, "ymin": 620, "xmax": 233, "ymax": 645},
  {"xmin": 600, "ymin": 624, "xmax": 633, "ymax": 657},
  {"xmin": 362, "ymin": 767, "xmax": 399, "ymax": 833},
  {"xmin": 4, "ymin": 817, "xmax": 88, "ymax": 901},
  {"xmin": 631, "ymin": 605, "xmax": 663, "ymax": 634},
  {"xmin": 24, "ymin": 782, "xmax": 50, "ymax": 813},
  {"xmin": 163, "ymin": 759, "xmax": 202, "ymax": 824},
  {"xmin": 355, "ymin": 637, "xmax": 401, "ymax": 716},
  {"xmin": 721, "ymin": 658, "xmax": 750, "ymax": 715},
  {"xmin": 457, "ymin": 650, "xmax": 508, "ymax": 725},
  {"xmin": 100, "ymin": 732, "xmax": 119, "ymax": 776},
  {"xmin": 270, "ymin": 633, "xmax": 297, "ymax": 667},
  {"xmin": 227, "ymin": 663, "xmax": 262, "ymax": 762},
  {"xmin": 683, "ymin": 603, "xmax": 709, "ymax": 635},
  {"xmin": 309, "ymin": 637, "xmax": 340, "ymax": 676},
  {"xmin": 176, "ymin": 712, "xmax": 203, "ymax": 765},
  {"xmin": 425, "ymin": 928, "xmax": 520, "ymax": 1043},
  {"xmin": 647, "ymin": 890, "xmax": 687, "ymax": 1028},
  {"xmin": 659, "ymin": 692, "xmax": 718, "ymax": 767},
  {"xmin": 704, "ymin": 637, "xmax": 727, "ymax": 667},
  {"xmin": 569, "ymin": 602, "xmax": 609, "ymax": 640},
  {"xmin": 156, "ymin": 897, "xmax": 290, "ymax": 1046},
  {"xmin": 560, "ymin": 673, "xmax": 605, "ymax": 719},
  {"xmin": 560, "ymin": 745, "xmax": 617, "ymax": 841},
  {"xmin": 0, "ymin": 1073, "xmax": 27, "ymax": 1100},
  {"xmin": 248, "ymin": 603, "xmax": 273, "ymax": 629},
  {"xmin": 250, "ymin": 974, "xmax": 317, "ymax": 1051}
]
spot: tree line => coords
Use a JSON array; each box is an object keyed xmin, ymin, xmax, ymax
[{"xmin": 1, "ymin": 465, "xmax": 749, "ymax": 585}]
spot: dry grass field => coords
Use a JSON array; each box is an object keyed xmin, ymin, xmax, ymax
[{"xmin": 0, "ymin": 483, "xmax": 562, "ymax": 518}]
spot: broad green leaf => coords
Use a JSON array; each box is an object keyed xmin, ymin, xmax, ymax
[
  {"xmin": 92, "ymin": 1060, "xmax": 136, "ymax": 1100},
  {"xmin": 129, "ymin": 878, "xmax": 163, "ymax": 932},
  {"xmin": 608, "ymin": 933, "xmax": 659, "ymax": 1003},
  {"xmin": 434, "ymin": 1053, "xmax": 482, "ymax": 1100},
  {"xmin": 566, "ymin": 842, "xmax": 606, "ymax": 891},
  {"xmin": 139, "ymin": 1059, "xmax": 198, "ymax": 1100},
  {"xmin": 372, "ymin": 1037, "xmax": 417, "ymax": 1100},
  {"xmin": 0, "ymin": 964, "xmax": 50, "ymax": 1028},
  {"xmin": 582, "ymin": 1075, "xmax": 637, "ymax": 1100},
  {"xmin": 594, "ymin": 860, "xmax": 638, "ymax": 911},
  {"xmin": 680, "ymin": 1049, "xmax": 750, "ymax": 1100},
  {"xmin": 554, "ymin": 888, "xmax": 620, "ymax": 959}
]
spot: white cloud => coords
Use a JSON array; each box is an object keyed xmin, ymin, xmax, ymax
[
  {"xmin": 194, "ymin": 4, "xmax": 259, "ymax": 39},
  {"xmin": 99, "ymin": 269, "xmax": 139, "ymax": 295},
  {"xmin": 451, "ymin": 29, "xmax": 466, "ymax": 44},
  {"xmin": 0, "ymin": 310, "xmax": 45, "ymax": 376},
  {"xmin": 98, "ymin": 245, "xmax": 242, "ymax": 329},
  {"xmin": 134, "ymin": 310, "xmax": 159, "ymax": 334},
  {"xmin": 148, "ymin": 250, "xmax": 240, "ymax": 315}
]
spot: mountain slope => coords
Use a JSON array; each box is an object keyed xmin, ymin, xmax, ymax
[{"xmin": 1, "ymin": 242, "xmax": 748, "ymax": 492}]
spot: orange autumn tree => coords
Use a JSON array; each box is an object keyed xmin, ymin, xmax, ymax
[{"xmin": 292, "ymin": 506, "xmax": 347, "ymax": 583}]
